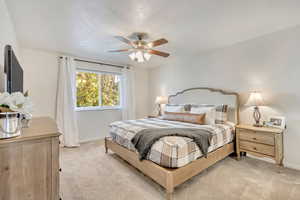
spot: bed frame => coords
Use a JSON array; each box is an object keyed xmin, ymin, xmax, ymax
[{"xmin": 105, "ymin": 87, "xmax": 240, "ymax": 200}]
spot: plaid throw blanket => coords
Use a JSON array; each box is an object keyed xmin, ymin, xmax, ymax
[
  {"xmin": 132, "ymin": 128, "xmax": 213, "ymax": 160},
  {"xmin": 110, "ymin": 118, "xmax": 234, "ymax": 168}
]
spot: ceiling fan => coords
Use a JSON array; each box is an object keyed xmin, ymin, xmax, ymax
[{"xmin": 109, "ymin": 32, "xmax": 170, "ymax": 63}]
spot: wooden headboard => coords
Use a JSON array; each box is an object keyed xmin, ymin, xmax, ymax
[{"xmin": 168, "ymin": 87, "xmax": 240, "ymax": 124}]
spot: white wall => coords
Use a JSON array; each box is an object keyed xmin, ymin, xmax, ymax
[
  {"xmin": 0, "ymin": 0, "xmax": 19, "ymax": 91},
  {"xmin": 76, "ymin": 109, "xmax": 122, "ymax": 142},
  {"xmin": 20, "ymin": 48, "xmax": 149, "ymax": 142},
  {"xmin": 149, "ymin": 25, "xmax": 300, "ymax": 170},
  {"xmin": 135, "ymin": 67, "xmax": 149, "ymax": 118},
  {"xmin": 21, "ymin": 48, "xmax": 59, "ymax": 117}
]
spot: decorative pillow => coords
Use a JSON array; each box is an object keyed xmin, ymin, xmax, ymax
[
  {"xmin": 164, "ymin": 104, "xmax": 185, "ymax": 113},
  {"xmin": 184, "ymin": 104, "xmax": 192, "ymax": 112},
  {"xmin": 190, "ymin": 106, "xmax": 216, "ymax": 125},
  {"xmin": 162, "ymin": 112, "xmax": 206, "ymax": 125},
  {"xmin": 215, "ymin": 105, "xmax": 228, "ymax": 124},
  {"xmin": 190, "ymin": 104, "xmax": 215, "ymax": 108}
]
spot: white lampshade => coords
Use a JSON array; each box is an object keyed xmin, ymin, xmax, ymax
[
  {"xmin": 245, "ymin": 91, "xmax": 265, "ymax": 106},
  {"xmin": 155, "ymin": 96, "xmax": 168, "ymax": 104},
  {"xmin": 144, "ymin": 52, "xmax": 152, "ymax": 61},
  {"xmin": 128, "ymin": 51, "xmax": 152, "ymax": 63},
  {"xmin": 135, "ymin": 51, "xmax": 144, "ymax": 63},
  {"xmin": 129, "ymin": 52, "xmax": 136, "ymax": 61}
]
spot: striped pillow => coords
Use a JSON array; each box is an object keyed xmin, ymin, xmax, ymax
[
  {"xmin": 215, "ymin": 105, "xmax": 228, "ymax": 124},
  {"xmin": 162, "ymin": 112, "xmax": 206, "ymax": 125},
  {"xmin": 190, "ymin": 106, "xmax": 216, "ymax": 125}
]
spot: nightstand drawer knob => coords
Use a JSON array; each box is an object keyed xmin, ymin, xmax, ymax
[
  {"xmin": 253, "ymin": 138, "xmax": 257, "ymax": 140},
  {"xmin": 253, "ymin": 147, "xmax": 257, "ymax": 150}
]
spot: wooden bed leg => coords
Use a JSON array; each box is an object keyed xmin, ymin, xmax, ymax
[
  {"xmin": 104, "ymin": 137, "xmax": 108, "ymax": 154},
  {"xmin": 166, "ymin": 191, "xmax": 173, "ymax": 200},
  {"xmin": 166, "ymin": 172, "xmax": 174, "ymax": 200}
]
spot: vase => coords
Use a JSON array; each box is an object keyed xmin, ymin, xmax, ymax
[
  {"xmin": 0, "ymin": 112, "xmax": 22, "ymax": 139},
  {"xmin": 21, "ymin": 118, "xmax": 31, "ymax": 128}
]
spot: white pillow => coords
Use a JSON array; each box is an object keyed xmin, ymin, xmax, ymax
[
  {"xmin": 190, "ymin": 106, "xmax": 216, "ymax": 125},
  {"xmin": 164, "ymin": 105, "xmax": 184, "ymax": 113}
]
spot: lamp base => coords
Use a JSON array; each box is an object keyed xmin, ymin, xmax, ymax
[
  {"xmin": 253, "ymin": 106, "xmax": 262, "ymax": 127},
  {"xmin": 157, "ymin": 104, "xmax": 162, "ymax": 116}
]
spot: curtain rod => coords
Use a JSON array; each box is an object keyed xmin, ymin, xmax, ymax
[{"xmin": 59, "ymin": 56, "xmax": 129, "ymax": 69}]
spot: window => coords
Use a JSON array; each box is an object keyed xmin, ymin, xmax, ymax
[{"xmin": 76, "ymin": 69, "xmax": 121, "ymax": 110}]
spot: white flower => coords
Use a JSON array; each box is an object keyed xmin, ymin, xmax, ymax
[
  {"xmin": 10, "ymin": 92, "xmax": 26, "ymax": 105},
  {"xmin": 0, "ymin": 92, "xmax": 33, "ymax": 118},
  {"xmin": 0, "ymin": 92, "xmax": 11, "ymax": 106}
]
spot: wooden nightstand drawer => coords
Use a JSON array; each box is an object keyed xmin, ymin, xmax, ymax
[
  {"xmin": 236, "ymin": 124, "xmax": 283, "ymax": 166},
  {"xmin": 239, "ymin": 130, "xmax": 275, "ymax": 146},
  {"xmin": 240, "ymin": 141, "xmax": 275, "ymax": 156}
]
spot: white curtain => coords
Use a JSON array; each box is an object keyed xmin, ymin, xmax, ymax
[
  {"xmin": 121, "ymin": 67, "xmax": 136, "ymax": 120},
  {"xmin": 56, "ymin": 56, "xmax": 80, "ymax": 147}
]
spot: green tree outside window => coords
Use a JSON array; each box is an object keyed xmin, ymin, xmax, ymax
[{"xmin": 76, "ymin": 71, "xmax": 121, "ymax": 108}]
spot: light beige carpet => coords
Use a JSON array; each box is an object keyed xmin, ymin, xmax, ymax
[{"xmin": 60, "ymin": 140, "xmax": 300, "ymax": 200}]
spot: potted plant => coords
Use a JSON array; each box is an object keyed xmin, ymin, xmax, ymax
[{"xmin": 0, "ymin": 92, "xmax": 33, "ymax": 138}]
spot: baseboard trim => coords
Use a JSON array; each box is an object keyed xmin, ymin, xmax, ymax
[
  {"xmin": 284, "ymin": 162, "xmax": 300, "ymax": 171},
  {"xmin": 247, "ymin": 154, "xmax": 275, "ymax": 164},
  {"xmin": 247, "ymin": 154, "xmax": 300, "ymax": 170}
]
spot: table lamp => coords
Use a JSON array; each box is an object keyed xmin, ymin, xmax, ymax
[
  {"xmin": 155, "ymin": 96, "xmax": 168, "ymax": 116},
  {"xmin": 245, "ymin": 91, "xmax": 265, "ymax": 127}
]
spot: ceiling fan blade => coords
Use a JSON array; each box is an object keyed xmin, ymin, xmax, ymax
[
  {"xmin": 147, "ymin": 49, "xmax": 170, "ymax": 57},
  {"xmin": 108, "ymin": 49, "xmax": 131, "ymax": 53},
  {"xmin": 147, "ymin": 38, "xmax": 168, "ymax": 48},
  {"xmin": 114, "ymin": 36, "xmax": 135, "ymax": 47}
]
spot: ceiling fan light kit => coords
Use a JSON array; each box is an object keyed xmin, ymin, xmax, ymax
[
  {"xmin": 129, "ymin": 51, "xmax": 152, "ymax": 63},
  {"xmin": 109, "ymin": 32, "xmax": 169, "ymax": 63}
]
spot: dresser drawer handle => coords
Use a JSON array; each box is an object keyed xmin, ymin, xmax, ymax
[
  {"xmin": 253, "ymin": 147, "xmax": 257, "ymax": 151},
  {"xmin": 253, "ymin": 138, "xmax": 257, "ymax": 140}
]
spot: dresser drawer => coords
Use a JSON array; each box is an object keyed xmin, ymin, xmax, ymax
[
  {"xmin": 238, "ymin": 129, "xmax": 274, "ymax": 145},
  {"xmin": 240, "ymin": 141, "xmax": 275, "ymax": 156}
]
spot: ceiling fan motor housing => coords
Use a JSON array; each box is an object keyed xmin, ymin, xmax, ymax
[
  {"xmin": 134, "ymin": 40, "xmax": 148, "ymax": 48},
  {"xmin": 109, "ymin": 32, "xmax": 170, "ymax": 61},
  {"xmin": 128, "ymin": 32, "xmax": 149, "ymax": 40}
]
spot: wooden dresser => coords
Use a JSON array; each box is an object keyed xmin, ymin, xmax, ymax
[
  {"xmin": 236, "ymin": 124, "xmax": 284, "ymax": 166},
  {"xmin": 0, "ymin": 117, "xmax": 60, "ymax": 200}
]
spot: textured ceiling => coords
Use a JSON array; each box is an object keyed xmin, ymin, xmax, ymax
[{"xmin": 5, "ymin": 0, "xmax": 300, "ymax": 68}]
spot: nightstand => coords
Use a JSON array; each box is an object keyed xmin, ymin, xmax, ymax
[{"xmin": 236, "ymin": 124, "xmax": 284, "ymax": 166}]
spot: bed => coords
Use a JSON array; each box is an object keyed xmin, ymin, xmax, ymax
[
  {"xmin": 110, "ymin": 118, "xmax": 235, "ymax": 168},
  {"xmin": 105, "ymin": 87, "xmax": 240, "ymax": 200}
]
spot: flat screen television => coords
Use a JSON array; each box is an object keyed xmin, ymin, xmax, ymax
[{"xmin": 4, "ymin": 45, "xmax": 23, "ymax": 93}]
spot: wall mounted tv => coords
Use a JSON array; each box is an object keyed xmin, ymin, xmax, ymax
[{"xmin": 4, "ymin": 45, "xmax": 23, "ymax": 93}]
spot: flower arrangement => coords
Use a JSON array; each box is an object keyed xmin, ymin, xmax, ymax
[{"xmin": 0, "ymin": 91, "xmax": 33, "ymax": 119}]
